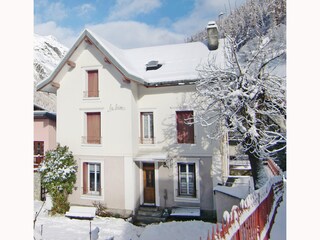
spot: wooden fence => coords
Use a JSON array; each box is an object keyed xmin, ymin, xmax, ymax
[{"xmin": 203, "ymin": 159, "xmax": 284, "ymax": 240}]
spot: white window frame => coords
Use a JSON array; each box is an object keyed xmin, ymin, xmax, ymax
[
  {"xmin": 140, "ymin": 112, "xmax": 154, "ymax": 144},
  {"xmin": 139, "ymin": 108, "xmax": 157, "ymax": 145},
  {"xmin": 87, "ymin": 163, "xmax": 101, "ymax": 195},
  {"xmin": 81, "ymin": 159, "xmax": 104, "ymax": 200},
  {"xmin": 178, "ymin": 163, "xmax": 196, "ymax": 196},
  {"xmin": 173, "ymin": 158, "xmax": 200, "ymax": 203}
]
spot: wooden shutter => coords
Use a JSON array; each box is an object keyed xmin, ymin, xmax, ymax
[
  {"xmin": 83, "ymin": 163, "xmax": 88, "ymax": 194},
  {"xmin": 88, "ymin": 70, "xmax": 99, "ymax": 97},
  {"xmin": 176, "ymin": 111, "xmax": 194, "ymax": 143},
  {"xmin": 87, "ymin": 112, "xmax": 101, "ymax": 144}
]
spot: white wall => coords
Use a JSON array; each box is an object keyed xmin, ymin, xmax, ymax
[
  {"xmin": 57, "ymin": 42, "xmax": 138, "ymax": 157},
  {"xmin": 137, "ymin": 85, "xmax": 215, "ymax": 157}
]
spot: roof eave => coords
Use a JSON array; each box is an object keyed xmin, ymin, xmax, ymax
[
  {"xmin": 36, "ymin": 30, "xmax": 147, "ymax": 93},
  {"xmin": 85, "ymin": 30, "xmax": 146, "ymax": 85},
  {"xmin": 36, "ymin": 30, "xmax": 89, "ymax": 93}
]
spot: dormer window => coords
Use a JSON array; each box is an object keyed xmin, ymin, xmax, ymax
[{"xmin": 146, "ymin": 60, "xmax": 162, "ymax": 71}]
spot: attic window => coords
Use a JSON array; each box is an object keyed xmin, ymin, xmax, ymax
[{"xmin": 146, "ymin": 60, "xmax": 162, "ymax": 71}]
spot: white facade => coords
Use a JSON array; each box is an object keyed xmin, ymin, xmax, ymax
[{"xmin": 37, "ymin": 29, "xmax": 228, "ymax": 219}]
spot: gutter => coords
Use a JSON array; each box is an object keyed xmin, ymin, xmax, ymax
[{"xmin": 144, "ymin": 79, "xmax": 198, "ymax": 88}]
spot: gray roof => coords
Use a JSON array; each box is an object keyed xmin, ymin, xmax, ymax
[{"xmin": 34, "ymin": 110, "xmax": 56, "ymax": 121}]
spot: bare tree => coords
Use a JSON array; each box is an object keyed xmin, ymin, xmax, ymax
[{"xmin": 193, "ymin": 1, "xmax": 286, "ymax": 189}]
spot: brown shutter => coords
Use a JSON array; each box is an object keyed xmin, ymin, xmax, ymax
[
  {"xmin": 34, "ymin": 142, "xmax": 37, "ymax": 155},
  {"xmin": 87, "ymin": 112, "xmax": 101, "ymax": 144},
  {"xmin": 83, "ymin": 163, "xmax": 88, "ymax": 194},
  {"xmin": 176, "ymin": 111, "xmax": 194, "ymax": 143},
  {"xmin": 88, "ymin": 70, "xmax": 99, "ymax": 97}
]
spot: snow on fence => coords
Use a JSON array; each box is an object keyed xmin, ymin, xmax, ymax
[{"xmin": 202, "ymin": 159, "xmax": 284, "ymax": 240}]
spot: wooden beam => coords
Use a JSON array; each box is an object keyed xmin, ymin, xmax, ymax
[
  {"xmin": 51, "ymin": 82, "xmax": 60, "ymax": 88},
  {"xmin": 104, "ymin": 57, "xmax": 111, "ymax": 64},
  {"xmin": 84, "ymin": 37, "xmax": 93, "ymax": 45},
  {"xmin": 67, "ymin": 60, "xmax": 76, "ymax": 68},
  {"xmin": 123, "ymin": 76, "xmax": 131, "ymax": 83}
]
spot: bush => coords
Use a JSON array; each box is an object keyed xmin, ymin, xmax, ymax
[{"xmin": 39, "ymin": 144, "xmax": 77, "ymax": 215}]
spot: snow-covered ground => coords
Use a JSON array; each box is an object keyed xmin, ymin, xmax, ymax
[
  {"xmin": 34, "ymin": 183, "xmax": 286, "ymax": 240},
  {"xmin": 33, "ymin": 201, "xmax": 216, "ymax": 240}
]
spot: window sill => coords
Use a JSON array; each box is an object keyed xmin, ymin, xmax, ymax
[
  {"xmin": 174, "ymin": 196, "xmax": 200, "ymax": 203},
  {"xmin": 175, "ymin": 143, "xmax": 197, "ymax": 146},
  {"xmin": 82, "ymin": 97, "xmax": 100, "ymax": 101},
  {"xmin": 81, "ymin": 144, "xmax": 102, "ymax": 148},
  {"xmin": 80, "ymin": 194, "xmax": 103, "ymax": 201}
]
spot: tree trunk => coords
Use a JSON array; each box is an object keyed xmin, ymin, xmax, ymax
[{"xmin": 247, "ymin": 151, "xmax": 268, "ymax": 189}]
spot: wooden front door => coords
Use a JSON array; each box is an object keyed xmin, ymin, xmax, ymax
[{"xmin": 143, "ymin": 163, "xmax": 155, "ymax": 204}]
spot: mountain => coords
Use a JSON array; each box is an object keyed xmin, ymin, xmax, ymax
[{"xmin": 34, "ymin": 34, "xmax": 69, "ymax": 112}]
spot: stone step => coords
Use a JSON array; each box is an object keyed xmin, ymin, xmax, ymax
[
  {"xmin": 134, "ymin": 206, "xmax": 167, "ymax": 225},
  {"xmin": 134, "ymin": 215, "xmax": 166, "ymax": 225},
  {"xmin": 137, "ymin": 210, "xmax": 162, "ymax": 217},
  {"xmin": 138, "ymin": 206, "xmax": 159, "ymax": 212}
]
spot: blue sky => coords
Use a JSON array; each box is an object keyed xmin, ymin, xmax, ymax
[{"xmin": 34, "ymin": 0, "xmax": 246, "ymax": 48}]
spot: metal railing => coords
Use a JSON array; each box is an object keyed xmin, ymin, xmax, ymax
[
  {"xmin": 139, "ymin": 137, "xmax": 155, "ymax": 144},
  {"xmin": 83, "ymin": 91, "xmax": 99, "ymax": 98},
  {"xmin": 202, "ymin": 159, "xmax": 284, "ymax": 240},
  {"xmin": 82, "ymin": 136, "xmax": 102, "ymax": 144},
  {"xmin": 34, "ymin": 155, "xmax": 44, "ymax": 171}
]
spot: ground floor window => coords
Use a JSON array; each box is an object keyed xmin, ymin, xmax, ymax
[
  {"xmin": 83, "ymin": 162, "xmax": 101, "ymax": 195},
  {"xmin": 178, "ymin": 163, "xmax": 196, "ymax": 197}
]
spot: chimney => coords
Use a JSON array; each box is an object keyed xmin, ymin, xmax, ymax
[{"xmin": 206, "ymin": 21, "xmax": 219, "ymax": 50}]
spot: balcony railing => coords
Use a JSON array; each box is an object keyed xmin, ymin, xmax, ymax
[
  {"xmin": 83, "ymin": 91, "xmax": 99, "ymax": 98},
  {"xmin": 139, "ymin": 137, "xmax": 155, "ymax": 144},
  {"xmin": 82, "ymin": 136, "xmax": 101, "ymax": 144},
  {"xmin": 34, "ymin": 155, "xmax": 44, "ymax": 171}
]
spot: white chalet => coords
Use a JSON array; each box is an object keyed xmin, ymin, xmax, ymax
[{"xmin": 36, "ymin": 23, "xmax": 230, "ymax": 220}]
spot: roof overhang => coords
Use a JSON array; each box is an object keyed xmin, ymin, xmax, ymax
[
  {"xmin": 133, "ymin": 152, "xmax": 167, "ymax": 162},
  {"xmin": 34, "ymin": 111, "xmax": 56, "ymax": 121},
  {"xmin": 36, "ymin": 29, "xmax": 146, "ymax": 94}
]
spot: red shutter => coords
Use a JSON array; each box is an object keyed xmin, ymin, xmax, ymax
[
  {"xmin": 88, "ymin": 70, "xmax": 99, "ymax": 97},
  {"xmin": 83, "ymin": 163, "xmax": 88, "ymax": 194},
  {"xmin": 176, "ymin": 111, "xmax": 194, "ymax": 143},
  {"xmin": 87, "ymin": 112, "xmax": 101, "ymax": 144}
]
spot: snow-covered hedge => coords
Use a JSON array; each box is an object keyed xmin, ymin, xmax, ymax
[{"xmin": 39, "ymin": 144, "xmax": 77, "ymax": 214}]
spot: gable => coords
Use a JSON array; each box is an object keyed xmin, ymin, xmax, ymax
[{"xmin": 36, "ymin": 29, "xmax": 224, "ymax": 94}]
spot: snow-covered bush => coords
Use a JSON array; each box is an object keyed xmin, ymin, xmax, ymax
[{"xmin": 39, "ymin": 144, "xmax": 77, "ymax": 214}]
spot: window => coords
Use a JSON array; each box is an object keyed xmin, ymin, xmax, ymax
[
  {"xmin": 178, "ymin": 163, "xmax": 196, "ymax": 197},
  {"xmin": 34, "ymin": 141, "xmax": 44, "ymax": 155},
  {"xmin": 176, "ymin": 111, "xmax": 194, "ymax": 144},
  {"xmin": 140, "ymin": 112, "xmax": 154, "ymax": 144},
  {"xmin": 84, "ymin": 112, "xmax": 101, "ymax": 144},
  {"xmin": 85, "ymin": 70, "xmax": 99, "ymax": 97},
  {"xmin": 33, "ymin": 141, "xmax": 44, "ymax": 166},
  {"xmin": 83, "ymin": 162, "xmax": 101, "ymax": 195}
]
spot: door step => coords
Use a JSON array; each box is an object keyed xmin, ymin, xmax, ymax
[{"xmin": 134, "ymin": 206, "xmax": 167, "ymax": 226}]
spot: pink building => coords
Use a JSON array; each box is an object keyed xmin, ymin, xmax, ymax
[{"xmin": 34, "ymin": 104, "xmax": 56, "ymax": 200}]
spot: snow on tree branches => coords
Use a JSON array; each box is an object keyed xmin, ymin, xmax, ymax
[
  {"xmin": 193, "ymin": 0, "xmax": 286, "ymax": 189},
  {"xmin": 39, "ymin": 144, "xmax": 77, "ymax": 214}
]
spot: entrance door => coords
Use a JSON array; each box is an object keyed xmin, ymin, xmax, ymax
[{"xmin": 143, "ymin": 163, "xmax": 155, "ymax": 204}]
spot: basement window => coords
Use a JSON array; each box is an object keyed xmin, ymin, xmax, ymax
[{"xmin": 146, "ymin": 60, "xmax": 162, "ymax": 71}]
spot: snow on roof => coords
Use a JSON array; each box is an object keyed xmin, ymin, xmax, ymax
[
  {"xmin": 214, "ymin": 185, "xmax": 250, "ymax": 199},
  {"xmin": 37, "ymin": 28, "xmax": 225, "ymax": 92},
  {"xmin": 87, "ymin": 28, "xmax": 224, "ymax": 84}
]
